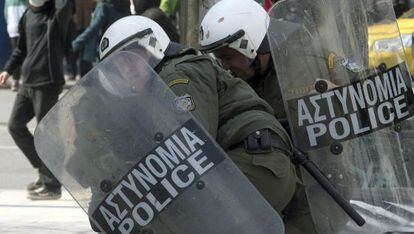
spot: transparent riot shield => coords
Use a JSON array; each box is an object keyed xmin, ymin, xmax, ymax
[
  {"xmin": 268, "ymin": 0, "xmax": 414, "ymax": 233},
  {"xmin": 34, "ymin": 51, "xmax": 284, "ymax": 233}
]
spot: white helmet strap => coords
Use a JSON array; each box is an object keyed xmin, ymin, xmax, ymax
[
  {"xmin": 199, "ymin": 29, "xmax": 245, "ymax": 53},
  {"xmin": 200, "ymin": 29, "xmax": 265, "ymax": 60}
]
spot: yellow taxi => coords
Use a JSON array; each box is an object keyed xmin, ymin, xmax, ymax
[{"xmin": 369, "ymin": 8, "xmax": 414, "ymax": 75}]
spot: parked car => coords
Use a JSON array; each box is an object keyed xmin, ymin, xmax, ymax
[{"xmin": 369, "ymin": 8, "xmax": 414, "ymax": 75}]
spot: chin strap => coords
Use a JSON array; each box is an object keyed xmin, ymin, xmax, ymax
[
  {"xmin": 251, "ymin": 56, "xmax": 262, "ymax": 78},
  {"xmin": 245, "ymin": 56, "xmax": 262, "ymax": 85},
  {"xmin": 246, "ymin": 55, "xmax": 274, "ymax": 86}
]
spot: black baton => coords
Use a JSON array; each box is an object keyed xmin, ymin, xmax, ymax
[{"xmin": 292, "ymin": 147, "xmax": 366, "ymax": 227}]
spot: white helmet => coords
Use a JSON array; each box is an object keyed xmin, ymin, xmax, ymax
[
  {"xmin": 199, "ymin": 0, "xmax": 270, "ymax": 59},
  {"xmin": 99, "ymin": 16, "xmax": 171, "ymax": 65}
]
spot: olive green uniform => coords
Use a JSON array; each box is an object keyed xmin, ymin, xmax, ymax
[
  {"xmin": 248, "ymin": 67, "xmax": 287, "ymax": 120},
  {"xmin": 246, "ymin": 63, "xmax": 317, "ymax": 234},
  {"xmin": 157, "ymin": 48, "xmax": 298, "ymax": 215}
]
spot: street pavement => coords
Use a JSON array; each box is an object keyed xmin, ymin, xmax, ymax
[{"xmin": 0, "ymin": 81, "xmax": 94, "ymax": 233}]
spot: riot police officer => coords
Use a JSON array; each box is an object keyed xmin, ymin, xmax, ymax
[
  {"xmin": 199, "ymin": 0, "xmax": 287, "ymax": 122},
  {"xmin": 98, "ymin": 15, "xmax": 301, "ymax": 230},
  {"xmin": 198, "ymin": 1, "xmax": 318, "ymax": 233}
]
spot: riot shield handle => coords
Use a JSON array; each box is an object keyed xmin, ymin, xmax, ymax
[{"xmin": 291, "ymin": 147, "xmax": 366, "ymax": 227}]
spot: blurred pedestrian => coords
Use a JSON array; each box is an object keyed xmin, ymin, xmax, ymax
[
  {"xmin": 64, "ymin": 2, "xmax": 77, "ymax": 80},
  {"xmin": 130, "ymin": 0, "xmax": 180, "ymax": 42},
  {"xmin": 4, "ymin": 0, "xmax": 27, "ymax": 91},
  {"xmin": 73, "ymin": 0, "xmax": 96, "ymax": 76},
  {"xmin": 0, "ymin": 2, "xmax": 12, "ymax": 69},
  {"xmin": 71, "ymin": 0, "xmax": 129, "ymax": 60},
  {"xmin": 159, "ymin": 0, "xmax": 179, "ymax": 20},
  {"xmin": 0, "ymin": 0, "xmax": 73, "ymax": 200}
]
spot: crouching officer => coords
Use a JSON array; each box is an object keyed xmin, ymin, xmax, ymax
[
  {"xmin": 199, "ymin": 0, "xmax": 288, "ymax": 127},
  {"xmin": 98, "ymin": 15, "xmax": 300, "ymax": 229},
  {"xmin": 199, "ymin": 1, "xmax": 319, "ymax": 233}
]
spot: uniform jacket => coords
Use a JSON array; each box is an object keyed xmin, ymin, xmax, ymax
[
  {"xmin": 4, "ymin": 0, "xmax": 73, "ymax": 87},
  {"xmin": 157, "ymin": 47, "xmax": 291, "ymax": 151},
  {"xmin": 247, "ymin": 66, "xmax": 287, "ymax": 120}
]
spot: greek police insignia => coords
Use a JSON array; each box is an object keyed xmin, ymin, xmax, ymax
[{"xmin": 175, "ymin": 94, "xmax": 195, "ymax": 112}]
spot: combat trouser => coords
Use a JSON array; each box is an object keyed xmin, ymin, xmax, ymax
[
  {"xmin": 227, "ymin": 129, "xmax": 316, "ymax": 234},
  {"xmin": 8, "ymin": 85, "xmax": 62, "ymax": 189}
]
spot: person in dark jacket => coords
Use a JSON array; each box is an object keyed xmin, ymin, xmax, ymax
[
  {"xmin": 4, "ymin": 0, "xmax": 27, "ymax": 91},
  {"xmin": 0, "ymin": 0, "xmax": 73, "ymax": 200},
  {"xmin": 130, "ymin": 0, "xmax": 179, "ymax": 42},
  {"xmin": 71, "ymin": 0, "xmax": 129, "ymax": 56}
]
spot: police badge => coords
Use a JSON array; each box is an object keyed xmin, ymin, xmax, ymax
[{"xmin": 175, "ymin": 94, "xmax": 195, "ymax": 112}]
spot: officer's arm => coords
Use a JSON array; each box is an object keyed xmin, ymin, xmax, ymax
[
  {"xmin": 214, "ymin": 65, "xmax": 292, "ymax": 150},
  {"xmin": 217, "ymin": 73, "xmax": 276, "ymax": 122},
  {"xmin": 162, "ymin": 63, "xmax": 220, "ymax": 137},
  {"xmin": 3, "ymin": 10, "xmax": 28, "ymax": 75}
]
